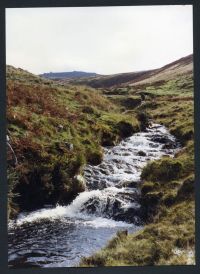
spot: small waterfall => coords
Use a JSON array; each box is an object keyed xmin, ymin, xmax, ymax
[
  {"xmin": 14, "ymin": 123, "xmax": 180, "ymax": 226},
  {"xmin": 8, "ymin": 123, "xmax": 181, "ymax": 268},
  {"xmin": 15, "ymin": 187, "xmax": 139, "ymax": 226}
]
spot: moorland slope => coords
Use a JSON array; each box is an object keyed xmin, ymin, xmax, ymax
[
  {"xmin": 7, "ymin": 65, "xmax": 139, "ymax": 216},
  {"xmin": 7, "ymin": 54, "xmax": 195, "ymax": 265}
]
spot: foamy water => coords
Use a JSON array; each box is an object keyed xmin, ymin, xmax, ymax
[{"xmin": 15, "ymin": 187, "xmax": 136, "ymax": 226}]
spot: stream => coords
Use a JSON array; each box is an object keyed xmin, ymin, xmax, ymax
[{"xmin": 8, "ymin": 123, "xmax": 180, "ymax": 268}]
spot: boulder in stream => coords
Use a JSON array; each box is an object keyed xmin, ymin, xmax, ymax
[
  {"xmin": 137, "ymin": 150, "xmax": 147, "ymax": 157},
  {"xmin": 162, "ymin": 142, "xmax": 177, "ymax": 150},
  {"xmin": 150, "ymin": 134, "xmax": 174, "ymax": 144}
]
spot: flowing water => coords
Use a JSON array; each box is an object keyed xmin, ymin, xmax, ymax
[{"xmin": 8, "ymin": 123, "xmax": 180, "ymax": 268}]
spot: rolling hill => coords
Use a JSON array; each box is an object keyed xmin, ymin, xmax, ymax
[
  {"xmin": 40, "ymin": 70, "xmax": 99, "ymax": 79},
  {"xmin": 65, "ymin": 54, "xmax": 192, "ymax": 89}
]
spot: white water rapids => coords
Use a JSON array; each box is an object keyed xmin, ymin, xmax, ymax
[{"xmin": 8, "ymin": 123, "xmax": 180, "ymax": 268}]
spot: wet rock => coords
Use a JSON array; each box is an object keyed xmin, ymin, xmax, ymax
[
  {"xmin": 112, "ymin": 158, "xmax": 122, "ymax": 164},
  {"xmin": 137, "ymin": 150, "xmax": 147, "ymax": 156},
  {"xmin": 149, "ymin": 144, "xmax": 159, "ymax": 149},
  {"xmin": 84, "ymin": 168, "xmax": 93, "ymax": 174},
  {"xmin": 162, "ymin": 142, "xmax": 177, "ymax": 149},
  {"xmin": 99, "ymin": 168, "xmax": 110, "ymax": 175},
  {"xmin": 117, "ymin": 180, "xmax": 139, "ymax": 188},
  {"xmin": 107, "ymin": 165, "xmax": 114, "ymax": 173},
  {"xmin": 122, "ymin": 152, "xmax": 131, "ymax": 156},
  {"xmin": 114, "ymin": 206, "xmax": 143, "ymax": 224},
  {"xmin": 87, "ymin": 178, "xmax": 108, "ymax": 190},
  {"xmin": 150, "ymin": 134, "xmax": 173, "ymax": 144},
  {"xmin": 125, "ymin": 170, "xmax": 134, "ymax": 174},
  {"xmin": 92, "ymin": 169, "xmax": 101, "ymax": 177}
]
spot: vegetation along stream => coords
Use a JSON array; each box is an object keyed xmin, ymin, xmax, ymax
[{"xmin": 8, "ymin": 123, "xmax": 180, "ymax": 268}]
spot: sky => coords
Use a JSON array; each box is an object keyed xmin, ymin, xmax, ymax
[{"xmin": 6, "ymin": 5, "xmax": 193, "ymax": 75}]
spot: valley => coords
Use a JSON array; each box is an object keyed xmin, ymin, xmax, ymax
[{"xmin": 7, "ymin": 54, "xmax": 195, "ymax": 267}]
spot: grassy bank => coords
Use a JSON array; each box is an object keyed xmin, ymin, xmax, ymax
[
  {"xmin": 7, "ymin": 66, "xmax": 140, "ymax": 217},
  {"xmin": 80, "ymin": 74, "xmax": 195, "ymax": 266}
]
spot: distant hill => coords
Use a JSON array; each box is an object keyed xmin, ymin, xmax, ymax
[
  {"xmin": 40, "ymin": 71, "xmax": 99, "ymax": 79},
  {"xmin": 69, "ymin": 54, "xmax": 193, "ymax": 88}
]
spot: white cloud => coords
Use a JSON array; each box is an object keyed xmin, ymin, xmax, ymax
[{"xmin": 6, "ymin": 5, "xmax": 193, "ymax": 75}]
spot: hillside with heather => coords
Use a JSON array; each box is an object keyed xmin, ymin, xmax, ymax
[
  {"xmin": 7, "ymin": 65, "xmax": 139, "ymax": 215},
  {"xmin": 7, "ymin": 55, "xmax": 194, "ymax": 267}
]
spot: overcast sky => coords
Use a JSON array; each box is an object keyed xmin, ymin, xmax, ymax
[{"xmin": 6, "ymin": 5, "xmax": 193, "ymax": 75}]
